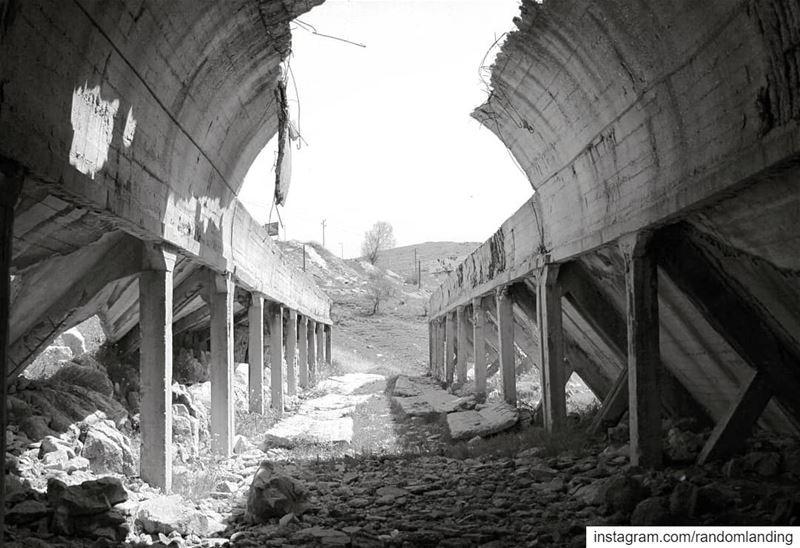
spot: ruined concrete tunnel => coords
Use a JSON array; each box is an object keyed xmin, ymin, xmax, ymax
[{"xmin": 1, "ymin": 0, "xmax": 800, "ymax": 542}]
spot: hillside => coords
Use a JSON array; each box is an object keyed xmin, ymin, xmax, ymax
[
  {"xmin": 374, "ymin": 241, "xmax": 479, "ymax": 290},
  {"xmin": 274, "ymin": 240, "xmax": 477, "ymax": 377}
]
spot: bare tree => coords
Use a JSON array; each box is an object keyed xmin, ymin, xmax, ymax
[
  {"xmin": 366, "ymin": 271, "xmax": 396, "ymax": 315},
  {"xmin": 361, "ymin": 221, "xmax": 396, "ymax": 265}
]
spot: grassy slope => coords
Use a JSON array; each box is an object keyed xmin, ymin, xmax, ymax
[{"xmin": 275, "ymin": 240, "xmax": 477, "ymax": 378}]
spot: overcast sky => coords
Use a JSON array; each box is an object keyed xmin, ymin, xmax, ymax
[{"xmin": 239, "ymin": 0, "xmax": 531, "ymax": 258}]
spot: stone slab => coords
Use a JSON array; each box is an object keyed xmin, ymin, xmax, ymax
[{"xmin": 447, "ymin": 402, "xmax": 519, "ymax": 441}]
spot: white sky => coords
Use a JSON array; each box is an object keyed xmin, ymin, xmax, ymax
[{"xmin": 239, "ymin": 0, "xmax": 532, "ymax": 259}]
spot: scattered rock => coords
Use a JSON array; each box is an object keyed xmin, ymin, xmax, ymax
[
  {"xmin": 81, "ymin": 419, "xmax": 135, "ymax": 475},
  {"xmin": 246, "ymin": 461, "xmax": 309, "ymax": 522},
  {"xmin": 665, "ymin": 428, "xmax": 704, "ymax": 464},
  {"xmin": 631, "ymin": 497, "xmax": 672, "ymax": 525},
  {"xmin": 604, "ymin": 475, "xmax": 649, "ymax": 515}
]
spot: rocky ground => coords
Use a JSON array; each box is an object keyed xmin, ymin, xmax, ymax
[{"xmin": 5, "ymin": 245, "xmax": 800, "ymax": 546}]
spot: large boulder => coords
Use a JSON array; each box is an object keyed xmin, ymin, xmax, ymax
[
  {"xmin": 136, "ymin": 494, "xmax": 225, "ymax": 537},
  {"xmin": 81, "ymin": 418, "xmax": 135, "ymax": 475},
  {"xmin": 446, "ymin": 402, "xmax": 518, "ymax": 440},
  {"xmin": 172, "ymin": 403, "xmax": 200, "ymax": 460},
  {"xmin": 604, "ymin": 475, "xmax": 649, "ymax": 516},
  {"xmin": 59, "ymin": 328, "xmax": 87, "ymax": 358},
  {"xmin": 246, "ymin": 461, "xmax": 309, "ymax": 522},
  {"xmin": 47, "ymin": 477, "xmax": 129, "ymax": 541},
  {"xmin": 23, "ymin": 345, "xmax": 73, "ymax": 379}
]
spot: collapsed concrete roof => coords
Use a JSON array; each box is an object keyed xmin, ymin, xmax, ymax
[
  {"xmin": 430, "ymin": 0, "xmax": 800, "ymax": 459},
  {"xmin": 1, "ymin": 0, "xmax": 330, "ymax": 377}
]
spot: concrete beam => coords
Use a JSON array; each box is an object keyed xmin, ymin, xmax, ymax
[
  {"xmin": 537, "ymin": 265, "xmax": 566, "ymax": 432},
  {"xmin": 698, "ymin": 370, "xmax": 773, "ymax": 464},
  {"xmin": 621, "ymin": 233, "xmax": 662, "ymax": 468},
  {"xmin": 298, "ymin": 316, "xmax": 309, "ymax": 389},
  {"xmin": 658, "ymin": 223, "xmax": 800, "ymax": 448},
  {"xmin": 0, "ymin": 168, "xmax": 23, "ymax": 534},
  {"xmin": 286, "ymin": 309, "xmax": 298, "ymax": 396},
  {"xmin": 139, "ymin": 244, "xmax": 177, "ymax": 491},
  {"xmin": 248, "ymin": 293, "xmax": 265, "ymax": 414},
  {"xmin": 269, "ymin": 302, "xmax": 284, "ymax": 415},
  {"xmin": 208, "ymin": 273, "xmax": 234, "ymax": 456},
  {"xmin": 496, "ymin": 287, "xmax": 516, "ymax": 405},
  {"xmin": 8, "ymin": 231, "xmax": 144, "ymax": 377}
]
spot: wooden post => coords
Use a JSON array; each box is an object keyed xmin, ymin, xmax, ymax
[
  {"xmin": 324, "ymin": 324, "xmax": 332, "ymax": 366},
  {"xmin": 307, "ymin": 319, "xmax": 317, "ymax": 385},
  {"xmin": 298, "ymin": 315, "xmax": 309, "ymax": 389},
  {"xmin": 316, "ymin": 321, "xmax": 325, "ymax": 373},
  {"xmin": 286, "ymin": 309, "xmax": 298, "ymax": 396},
  {"xmin": 537, "ymin": 265, "xmax": 566, "ymax": 432},
  {"xmin": 445, "ymin": 311, "xmax": 456, "ymax": 386},
  {"xmin": 473, "ymin": 297, "xmax": 487, "ymax": 398},
  {"xmin": 248, "ymin": 293, "xmax": 265, "ymax": 414},
  {"xmin": 1, "ymin": 170, "xmax": 22, "ymax": 533},
  {"xmin": 496, "ymin": 287, "xmax": 516, "ymax": 405},
  {"xmin": 621, "ymin": 232, "xmax": 662, "ymax": 468},
  {"xmin": 269, "ymin": 302, "xmax": 284, "ymax": 415},
  {"xmin": 209, "ymin": 273, "xmax": 234, "ymax": 456},
  {"xmin": 139, "ymin": 244, "xmax": 176, "ymax": 491},
  {"xmin": 456, "ymin": 305, "xmax": 469, "ymax": 386}
]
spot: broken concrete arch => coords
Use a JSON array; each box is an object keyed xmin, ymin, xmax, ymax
[{"xmin": 431, "ymin": 0, "xmax": 800, "ymax": 467}]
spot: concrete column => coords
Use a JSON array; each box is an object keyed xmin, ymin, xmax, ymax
[
  {"xmin": 209, "ymin": 273, "xmax": 234, "ymax": 456},
  {"xmin": 298, "ymin": 315, "xmax": 309, "ymax": 388},
  {"xmin": 444, "ymin": 312, "xmax": 456, "ymax": 386},
  {"xmin": 496, "ymin": 287, "xmax": 516, "ymax": 405},
  {"xmin": 621, "ymin": 232, "xmax": 662, "ymax": 468},
  {"xmin": 428, "ymin": 321, "xmax": 434, "ymax": 372},
  {"xmin": 316, "ymin": 321, "xmax": 325, "ymax": 371},
  {"xmin": 456, "ymin": 305, "xmax": 469, "ymax": 386},
  {"xmin": 537, "ymin": 265, "xmax": 566, "ymax": 432},
  {"xmin": 473, "ymin": 297, "xmax": 487, "ymax": 398},
  {"xmin": 307, "ymin": 319, "xmax": 317, "ymax": 385},
  {"xmin": 0, "ymin": 171, "xmax": 21, "ymax": 531},
  {"xmin": 286, "ymin": 309, "xmax": 298, "ymax": 396},
  {"xmin": 248, "ymin": 293, "xmax": 265, "ymax": 414},
  {"xmin": 269, "ymin": 302, "xmax": 284, "ymax": 415},
  {"xmin": 139, "ymin": 244, "xmax": 177, "ymax": 491},
  {"xmin": 324, "ymin": 324, "xmax": 332, "ymax": 366}
]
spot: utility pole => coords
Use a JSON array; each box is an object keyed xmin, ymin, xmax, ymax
[
  {"xmin": 339, "ymin": 242, "xmax": 344, "ymax": 259},
  {"xmin": 418, "ymin": 260, "xmax": 422, "ymax": 289},
  {"xmin": 413, "ymin": 248, "xmax": 417, "ymax": 283},
  {"xmin": 321, "ymin": 219, "xmax": 327, "ymax": 248}
]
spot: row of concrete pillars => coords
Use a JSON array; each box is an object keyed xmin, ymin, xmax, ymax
[
  {"xmin": 138, "ymin": 246, "xmax": 332, "ymax": 492},
  {"xmin": 429, "ymin": 232, "xmax": 662, "ymax": 468}
]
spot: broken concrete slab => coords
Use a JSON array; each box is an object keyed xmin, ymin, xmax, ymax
[
  {"xmin": 447, "ymin": 402, "xmax": 519, "ymax": 441},
  {"xmin": 391, "ymin": 375, "xmax": 477, "ymax": 418}
]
